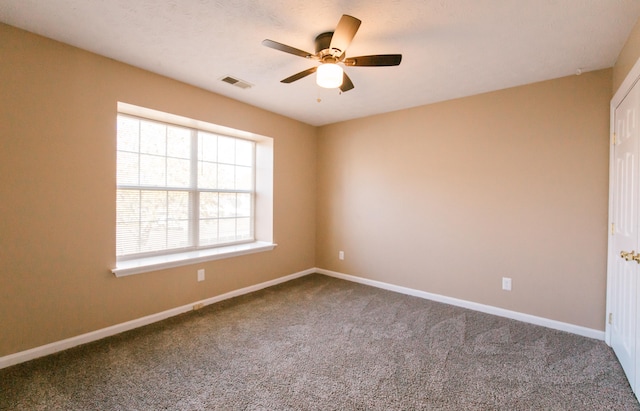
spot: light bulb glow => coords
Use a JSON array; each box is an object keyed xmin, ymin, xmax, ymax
[{"xmin": 316, "ymin": 63, "xmax": 343, "ymax": 88}]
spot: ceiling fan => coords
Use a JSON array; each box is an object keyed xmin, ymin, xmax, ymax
[{"xmin": 262, "ymin": 14, "xmax": 402, "ymax": 92}]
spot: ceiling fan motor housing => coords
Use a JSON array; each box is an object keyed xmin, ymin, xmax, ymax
[{"xmin": 315, "ymin": 32, "xmax": 339, "ymax": 60}]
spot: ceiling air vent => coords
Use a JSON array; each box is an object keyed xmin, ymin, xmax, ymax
[{"xmin": 220, "ymin": 76, "xmax": 252, "ymax": 89}]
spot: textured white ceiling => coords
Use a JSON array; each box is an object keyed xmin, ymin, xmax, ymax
[{"xmin": 1, "ymin": 0, "xmax": 639, "ymax": 126}]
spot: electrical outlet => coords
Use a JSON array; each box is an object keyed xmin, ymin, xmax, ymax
[
  {"xmin": 197, "ymin": 269, "xmax": 205, "ymax": 282},
  {"xmin": 502, "ymin": 277, "xmax": 512, "ymax": 291},
  {"xmin": 339, "ymin": 251, "xmax": 345, "ymax": 260}
]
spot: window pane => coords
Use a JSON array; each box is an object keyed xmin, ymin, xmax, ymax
[
  {"xmin": 141, "ymin": 191, "xmax": 167, "ymax": 223},
  {"xmin": 218, "ymin": 136, "xmax": 235, "ymax": 164},
  {"xmin": 199, "ymin": 132, "xmax": 217, "ymax": 162},
  {"xmin": 237, "ymin": 193, "xmax": 251, "ymax": 217},
  {"xmin": 236, "ymin": 139, "xmax": 253, "ymax": 166},
  {"xmin": 116, "ymin": 222, "xmax": 140, "ymax": 255},
  {"xmin": 116, "ymin": 189, "xmax": 141, "ymax": 255},
  {"xmin": 117, "ymin": 116, "xmax": 139, "ymax": 152},
  {"xmin": 219, "ymin": 218, "xmax": 236, "ymax": 241},
  {"xmin": 140, "ymin": 121, "xmax": 166, "ymax": 155},
  {"xmin": 139, "ymin": 191, "xmax": 167, "ymax": 252},
  {"xmin": 169, "ymin": 191, "xmax": 190, "ymax": 220},
  {"xmin": 200, "ymin": 192, "xmax": 219, "ymax": 218},
  {"xmin": 167, "ymin": 126, "xmax": 191, "ymax": 159},
  {"xmin": 141, "ymin": 219, "xmax": 167, "ymax": 253},
  {"xmin": 168, "ymin": 191, "xmax": 190, "ymax": 248},
  {"xmin": 237, "ymin": 217, "xmax": 251, "ymax": 239},
  {"xmin": 199, "ymin": 219, "xmax": 218, "ymax": 245},
  {"xmin": 219, "ymin": 193, "xmax": 237, "ymax": 217},
  {"xmin": 198, "ymin": 161, "xmax": 217, "ymax": 189},
  {"xmin": 117, "ymin": 152, "xmax": 139, "ymax": 185},
  {"xmin": 167, "ymin": 158, "xmax": 190, "ymax": 187},
  {"xmin": 117, "ymin": 189, "xmax": 140, "ymax": 223},
  {"xmin": 140, "ymin": 154, "xmax": 166, "ymax": 186},
  {"xmin": 168, "ymin": 220, "xmax": 189, "ymax": 248},
  {"xmin": 236, "ymin": 165, "xmax": 252, "ymax": 190},
  {"xmin": 217, "ymin": 164, "xmax": 235, "ymax": 189}
]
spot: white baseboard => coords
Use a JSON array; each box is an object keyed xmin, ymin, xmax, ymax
[
  {"xmin": 1, "ymin": 266, "xmax": 604, "ymax": 369},
  {"xmin": 0, "ymin": 268, "xmax": 315, "ymax": 370},
  {"xmin": 316, "ymin": 268, "xmax": 605, "ymax": 341}
]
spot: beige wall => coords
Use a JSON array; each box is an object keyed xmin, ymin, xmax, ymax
[
  {"xmin": 3, "ymin": 15, "xmax": 638, "ymax": 358},
  {"xmin": 0, "ymin": 23, "xmax": 317, "ymax": 356},
  {"xmin": 613, "ymin": 17, "xmax": 640, "ymax": 93},
  {"xmin": 316, "ymin": 69, "xmax": 612, "ymax": 330}
]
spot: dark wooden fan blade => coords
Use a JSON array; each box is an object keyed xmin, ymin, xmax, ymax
[
  {"xmin": 340, "ymin": 72, "xmax": 354, "ymax": 92},
  {"xmin": 281, "ymin": 66, "xmax": 317, "ymax": 83},
  {"xmin": 344, "ymin": 54, "xmax": 402, "ymax": 67},
  {"xmin": 329, "ymin": 15, "xmax": 361, "ymax": 54},
  {"xmin": 262, "ymin": 39, "xmax": 313, "ymax": 58}
]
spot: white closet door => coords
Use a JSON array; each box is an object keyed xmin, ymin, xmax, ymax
[{"xmin": 610, "ymin": 78, "xmax": 640, "ymax": 395}]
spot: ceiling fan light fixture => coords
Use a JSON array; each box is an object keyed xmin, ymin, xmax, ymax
[
  {"xmin": 263, "ymin": 14, "xmax": 401, "ymax": 93},
  {"xmin": 316, "ymin": 63, "xmax": 343, "ymax": 88}
]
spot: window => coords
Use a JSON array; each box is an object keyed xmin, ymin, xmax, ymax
[{"xmin": 113, "ymin": 103, "xmax": 274, "ymax": 277}]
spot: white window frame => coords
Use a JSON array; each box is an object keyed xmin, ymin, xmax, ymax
[{"xmin": 112, "ymin": 102, "xmax": 275, "ymax": 277}]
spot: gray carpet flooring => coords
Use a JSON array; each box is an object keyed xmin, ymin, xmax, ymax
[{"xmin": 1, "ymin": 273, "xmax": 638, "ymax": 410}]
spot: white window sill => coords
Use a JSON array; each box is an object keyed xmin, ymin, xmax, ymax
[{"xmin": 112, "ymin": 241, "xmax": 277, "ymax": 277}]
